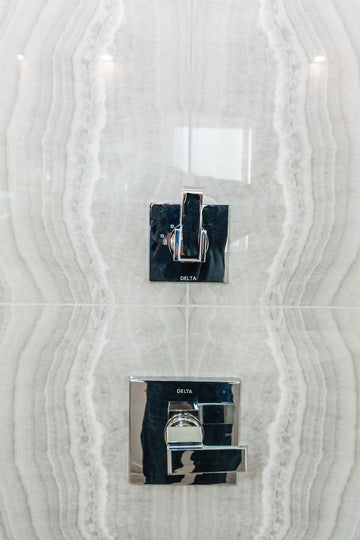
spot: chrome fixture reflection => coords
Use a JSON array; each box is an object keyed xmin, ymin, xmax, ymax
[
  {"xmin": 129, "ymin": 377, "xmax": 247, "ymax": 485},
  {"xmin": 165, "ymin": 414, "xmax": 203, "ymax": 449},
  {"xmin": 169, "ymin": 191, "xmax": 209, "ymax": 263},
  {"xmin": 149, "ymin": 190, "xmax": 229, "ymax": 282}
]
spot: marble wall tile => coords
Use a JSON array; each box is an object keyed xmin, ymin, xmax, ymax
[
  {"xmin": 186, "ymin": 307, "xmax": 360, "ymax": 539},
  {"xmin": 2, "ymin": 0, "xmax": 359, "ymax": 307},
  {"xmin": 0, "ymin": 0, "xmax": 190, "ymax": 304},
  {"xmin": 1, "ymin": 0, "xmax": 360, "ymax": 539},
  {"xmin": 0, "ymin": 305, "xmax": 187, "ymax": 540},
  {"xmin": 1, "ymin": 304, "xmax": 359, "ymax": 540},
  {"xmin": 188, "ymin": 0, "xmax": 360, "ymax": 307}
]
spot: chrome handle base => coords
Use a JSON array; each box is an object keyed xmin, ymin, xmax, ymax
[
  {"xmin": 165, "ymin": 412, "xmax": 203, "ymax": 448},
  {"xmin": 170, "ymin": 226, "xmax": 209, "ymax": 263}
]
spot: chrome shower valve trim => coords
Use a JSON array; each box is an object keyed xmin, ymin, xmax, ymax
[
  {"xmin": 129, "ymin": 377, "xmax": 247, "ymax": 485},
  {"xmin": 149, "ymin": 190, "xmax": 229, "ymax": 282}
]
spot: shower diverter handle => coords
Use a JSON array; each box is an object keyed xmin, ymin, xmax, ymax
[
  {"xmin": 165, "ymin": 402, "xmax": 247, "ymax": 475},
  {"xmin": 170, "ymin": 191, "xmax": 209, "ymax": 263}
]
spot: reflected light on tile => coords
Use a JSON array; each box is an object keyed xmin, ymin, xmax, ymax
[
  {"xmin": 230, "ymin": 236, "xmax": 248, "ymax": 254},
  {"xmin": 173, "ymin": 126, "xmax": 189, "ymax": 174},
  {"xmin": 173, "ymin": 127, "xmax": 243, "ymax": 181},
  {"xmin": 247, "ymin": 128, "xmax": 252, "ymax": 184},
  {"xmin": 308, "ymin": 56, "xmax": 327, "ymax": 81},
  {"xmin": 192, "ymin": 128, "xmax": 243, "ymax": 181},
  {"xmin": 100, "ymin": 54, "xmax": 113, "ymax": 62},
  {"xmin": 17, "ymin": 54, "xmax": 24, "ymax": 61},
  {"xmin": 312, "ymin": 55, "xmax": 326, "ymax": 63}
]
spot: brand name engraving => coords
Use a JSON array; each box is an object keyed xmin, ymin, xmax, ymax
[
  {"xmin": 180, "ymin": 276, "xmax": 197, "ymax": 281},
  {"xmin": 177, "ymin": 388, "xmax": 193, "ymax": 394}
]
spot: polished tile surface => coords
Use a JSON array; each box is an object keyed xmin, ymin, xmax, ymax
[
  {"xmin": 0, "ymin": 306, "xmax": 187, "ymax": 540},
  {"xmin": 0, "ymin": 0, "xmax": 190, "ymax": 304},
  {"xmin": 187, "ymin": 307, "xmax": 360, "ymax": 539},
  {"xmin": 0, "ymin": 307, "xmax": 359, "ymax": 539},
  {"xmin": 188, "ymin": 0, "xmax": 360, "ymax": 307},
  {"xmin": 1, "ymin": 0, "xmax": 360, "ymax": 539},
  {"xmin": 0, "ymin": 0, "xmax": 359, "ymax": 306}
]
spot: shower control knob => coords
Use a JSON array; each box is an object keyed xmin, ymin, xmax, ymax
[
  {"xmin": 165, "ymin": 399, "xmax": 246, "ymax": 476},
  {"xmin": 165, "ymin": 412, "xmax": 203, "ymax": 448}
]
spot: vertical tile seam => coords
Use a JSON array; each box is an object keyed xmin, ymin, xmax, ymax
[
  {"xmin": 182, "ymin": 3, "xmax": 194, "ymax": 540},
  {"xmin": 185, "ymin": 284, "xmax": 189, "ymax": 375},
  {"xmin": 184, "ymin": 0, "xmax": 194, "ymax": 380}
]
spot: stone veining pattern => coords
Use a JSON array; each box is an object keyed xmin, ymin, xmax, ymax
[{"xmin": 0, "ymin": 0, "xmax": 360, "ymax": 539}]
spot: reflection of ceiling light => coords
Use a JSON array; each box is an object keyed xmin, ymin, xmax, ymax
[
  {"xmin": 313, "ymin": 55, "xmax": 326, "ymax": 63},
  {"xmin": 17, "ymin": 54, "xmax": 24, "ymax": 61},
  {"xmin": 100, "ymin": 54, "xmax": 113, "ymax": 62}
]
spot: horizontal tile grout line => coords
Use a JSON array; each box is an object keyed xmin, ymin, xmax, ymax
[
  {"xmin": 183, "ymin": 305, "xmax": 360, "ymax": 310},
  {"xmin": 0, "ymin": 303, "xmax": 359, "ymax": 309}
]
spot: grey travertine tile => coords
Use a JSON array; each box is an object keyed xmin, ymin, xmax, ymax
[
  {"xmin": 0, "ymin": 305, "xmax": 186, "ymax": 540},
  {"xmin": 0, "ymin": 0, "xmax": 189, "ymax": 304},
  {"xmin": 188, "ymin": 0, "xmax": 360, "ymax": 307},
  {"xmin": 187, "ymin": 307, "xmax": 360, "ymax": 539}
]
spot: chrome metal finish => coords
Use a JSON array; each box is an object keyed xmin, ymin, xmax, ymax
[
  {"xmin": 167, "ymin": 446, "xmax": 246, "ymax": 475},
  {"xmin": 199, "ymin": 403, "xmax": 234, "ymax": 425},
  {"xmin": 129, "ymin": 377, "xmax": 247, "ymax": 485},
  {"xmin": 165, "ymin": 413, "xmax": 203, "ymax": 448},
  {"xmin": 168, "ymin": 401, "xmax": 199, "ymax": 418},
  {"xmin": 170, "ymin": 191, "xmax": 209, "ymax": 263},
  {"xmin": 149, "ymin": 190, "xmax": 229, "ymax": 282}
]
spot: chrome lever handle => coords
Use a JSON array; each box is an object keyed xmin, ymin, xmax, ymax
[
  {"xmin": 181, "ymin": 191, "xmax": 202, "ymax": 259},
  {"xmin": 170, "ymin": 191, "xmax": 209, "ymax": 263},
  {"xmin": 167, "ymin": 446, "xmax": 247, "ymax": 475},
  {"xmin": 164, "ymin": 408, "xmax": 247, "ymax": 475}
]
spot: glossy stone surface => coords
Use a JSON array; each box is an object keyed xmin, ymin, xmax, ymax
[{"xmin": 1, "ymin": 0, "xmax": 360, "ymax": 538}]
